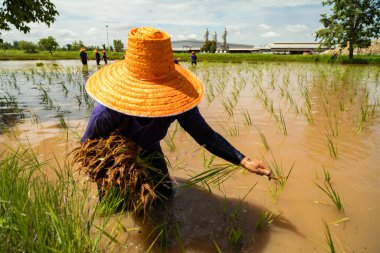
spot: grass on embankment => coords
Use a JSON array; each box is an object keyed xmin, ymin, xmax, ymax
[
  {"xmin": 1, "ymin": 49, "xmax": 380, "ymax": 64},
  {"xmin": 0, "ymin": 147, "xmax": 107, "ymax": 252}
]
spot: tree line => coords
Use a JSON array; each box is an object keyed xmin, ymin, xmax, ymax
[{"xmin": 0, "ymin": 37, "xmax": 125, "ymax": 54}]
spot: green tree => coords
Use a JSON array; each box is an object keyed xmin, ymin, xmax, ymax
[
  {"xmin": 18, "ymin": 40, "xmax": 37, "ymax": 52},
  {"xmin": 315, "ymin": 0, "xmax": 380, "ymax": 59},
  {"xmin": 38, "ymin": 36, "xmax": 59, "ymax": 55},
  {"xmin": 113, "ymin": 39, "xmax": 124, "ymax": 52},
  {"xmin": 201, "ymin": 40, "xmax": 216, "ymax": 53},
  {"xmin": 0, "ymin": 0, "xmax": 59, "ymax": 35},
  {"xmin": 71, "ymin": 40, "xmax": 85, "ymax": 51}
]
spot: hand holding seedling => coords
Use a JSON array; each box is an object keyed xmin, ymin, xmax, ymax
[{"xmin": 240, "ymin": 157, "xmax": 272, "ymax": 179}]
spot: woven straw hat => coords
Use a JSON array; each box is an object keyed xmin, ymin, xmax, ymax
[{"xmin": 85, "ymin": 26, "xmax": 204, "ymax": 117}]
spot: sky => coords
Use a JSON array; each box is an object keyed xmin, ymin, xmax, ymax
[{"xmin": 1, "ymin": 0, "xmax": 328, "ymax": 48}]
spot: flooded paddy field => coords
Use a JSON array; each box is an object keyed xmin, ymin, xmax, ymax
[{"xmin": 0, "ymin": 60, "xmax": 379, "ymax": 252}]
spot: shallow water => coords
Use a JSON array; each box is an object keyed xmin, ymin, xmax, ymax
[{"xmin": 1, "ymin": 60, "xmax": 380, "ymax": 252}]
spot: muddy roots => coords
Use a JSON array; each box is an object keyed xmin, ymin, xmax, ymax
[{"xmin": 71, "ymin": 133, "xmax": 157, "ymax": 214}]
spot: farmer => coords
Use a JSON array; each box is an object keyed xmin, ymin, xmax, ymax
[
  {"xmin": 102, "ymin": 49, "xmax": 108, "ymax": 64},
  {"xmin": 81, "ymin": 27, "xmax": 271, "ymax": 198},
  {"xmin": 190, "ymin": 51, "xmax": 197, "ymax": 65},
  {"xmin": 94, "ymin": 49, "xmax": 101, "ymax": 65},
  {"xmin": 79, "ymin": 47, "xmax": 89, "ymax": 65}
]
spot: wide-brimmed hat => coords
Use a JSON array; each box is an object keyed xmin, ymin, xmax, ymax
[{"xmin": 85, "ymin": 26, "xmax": 204, "ymax": 117}]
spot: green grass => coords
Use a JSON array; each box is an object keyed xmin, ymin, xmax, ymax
[
  {"xmin": 0, "ymin": 147, "xmax": 109, "ymax": 252},
  {"xmin": 0, "ymin": 49, "xmax": 124, "ymax": 60},
  {"xmin": 1, "ymin": 49, "xmax": 380, "ymax": 64}
]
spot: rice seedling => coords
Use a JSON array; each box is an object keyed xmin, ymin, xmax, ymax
[
  {"xmin": 57, "ymin": 113, "xmax": 68, "ymax": 128},
  {"xmin": 339, "ymin": 100, "xmax": 345, "ymax": 111},
  {"xmin": 184, "ymin": 163, "xmax": 240, "ymax": 192},
  {"xmin": 206, "ymin": 84, "xmax": 216, "ymax": 103},
  {"xmin": 202, "ymin": 150, "xmax": 216, "ymax": 168},
  {"xmin": 164, "ymin": 121, "xmax": 180, "ymax": 151},
  {"xmin": 326, "ymin": 114, "xmax": 339, "ymax": 137},
  {"xmin": 323, "ymin": 220, "xmax": 336, "ymax": 253},
  {"xmin": 223, "ymin": 185, "xmax": 256, "ymax": 249},
  {"xmin": 261, "ymin": 150, "xmax": 295, "ymax": 201},
  {"xmin": 216, "ymin": 80, "xmax": 227, "ymax": 95},
  {"xmin": 315, "ymin": 176, "xmax": 344, "ymax": 213},
  {"xmin": 326, "ymin": 132, "xmax": 338, "ymax": 158},
  {"xmin": 256, "ymin": 210, "xmax": 282, "ymax": 231},
  {"xmin": 214, "ymin": 241, "xmax": 223, "ymax": 253},
  {"xmin": 254, "ymin": 124, "xmax": 270, "ymax": 151},
  {"xmin": 240, "ymin": 108, "xmax": 252, "ymax": 126},
  {"xmin": 144, "ymin": 208, "xmax": 184, "ymax": 252},
  {"xmin": 227, "ymin": 119, "xmax": 240, "ymax": 136},
  {"xmin": 278, "ymin": 109, "xmax": 287, "ymax": 135},
  {"xmin": 222, "ymin": 96, "xmax": 235, "ymax": 117},
  {"xmin": 303, "ymin": 106, "xmax": 314, "ymax": 124}
]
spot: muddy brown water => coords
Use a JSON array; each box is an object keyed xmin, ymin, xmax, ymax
[{"xmin": 1, "ymin": 60, "xmax": 379, "ymax": 252}]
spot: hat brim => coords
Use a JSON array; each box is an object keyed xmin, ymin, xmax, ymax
[{"xmin": 85, "ymin": 60, "xmax": 204, "ymax": 117}]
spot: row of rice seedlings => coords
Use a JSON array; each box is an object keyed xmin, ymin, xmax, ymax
[
  {"xmin": 164, "ymin": 121, "xmax": 180, "ymax": 151},
  {"xmin": 262, "ymin": 150, "xmax": 295, "ymax": 202},
  {"xmin": 315, "ymin": 167, "xmax": 344, "ymax": 213},
  {"xmin": 254, "ymin": 124, "xmax": 270, "ymax": 151},
  {"xmin": 0, "ymin": 146, "xmax": 109, "ymax": 252},
  {"xmin": 326, "ymin": 132, "xmax": 338, "ymax": 158}
]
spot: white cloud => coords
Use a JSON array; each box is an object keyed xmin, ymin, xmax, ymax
[
  {"xmin": 286, "ymin": 24, "xmax": 309, "ymax": 33},
  {"xmin": 175, "ymin": 33, "xmax": 198, "ymax": 40},
  {"xmin": 85, "ymin": 27, "xmax": 100, "ymax": 36},
  {"xmin": 1, "ymin": 0, "xmax": 323, "ymax": 46},
  {"xmin": 257, "ymin": 24, "xmax": 272, "ymax": 31},
  {"xmin": 260, "ymin": 31, "xmax": 280, "ymax": 38}
]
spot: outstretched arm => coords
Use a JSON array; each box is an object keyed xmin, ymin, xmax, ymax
[{"xmin": 178, "ymin": 107, "xmax": 271, "ymax": 177}]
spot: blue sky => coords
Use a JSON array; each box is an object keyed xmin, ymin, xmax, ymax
[{"xmin": 1, "ymin": 0, "xmax": 327, "ymax": 47}]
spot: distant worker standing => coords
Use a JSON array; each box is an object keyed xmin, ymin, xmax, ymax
[
  {"xmin": 80, "ymin": 48, "xmax": 89, "ymax": 65},
  {"xmin": 94, "ymin": 49, "xmax": 101, "ymax": 65},
  {"xmin": 190, "ymin": 51, "xmax": 197, "ymax": 66},
  {"xmin": 102, "ymin": 49, "xmax": 108, "ymax": 64}
]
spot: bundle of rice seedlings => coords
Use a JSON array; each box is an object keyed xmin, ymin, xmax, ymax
[{"xmin": 71, "ymin": 132, "xmax": 157, "ymax": 214}]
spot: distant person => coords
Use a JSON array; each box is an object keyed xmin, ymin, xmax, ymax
[
  {"xmin": 102, "ymin": 49, "xmax": 108, "ymax": 64},
  {"xmin": 190, "ymin": 51, "xmax": 197, "ymax": 66},
  {"xmin": 174, "ymin": 57, "xmax": 180, "ymax": 64},
  {"xmin": 80, "ymin": 48, "xmax": 89, "ymax": 65},
  {"xmin": 94, "ymin": 49, "xmax": 101, "ymax": 65}
]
